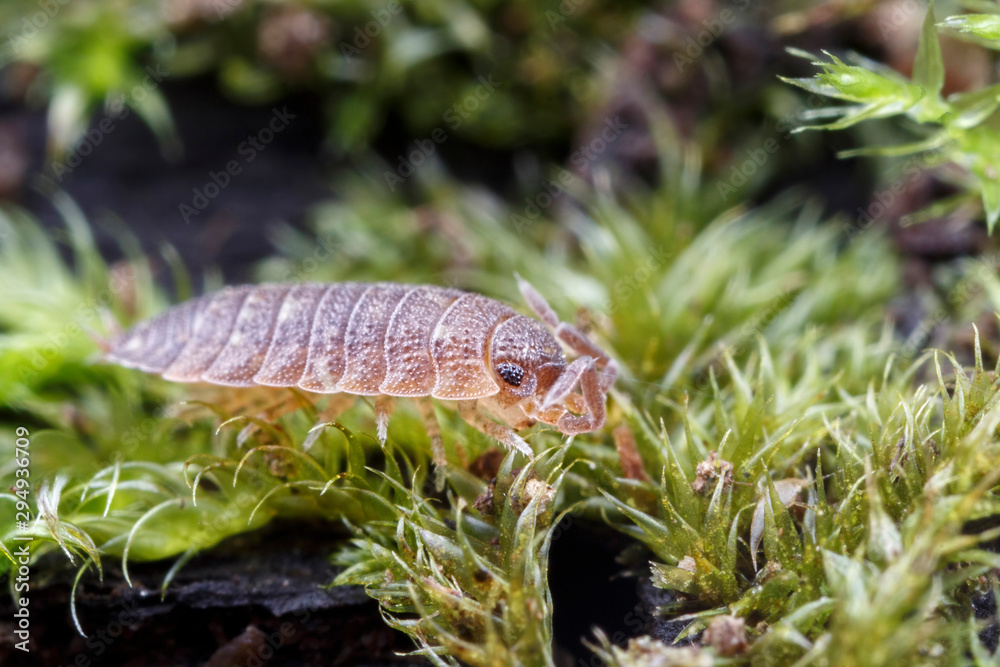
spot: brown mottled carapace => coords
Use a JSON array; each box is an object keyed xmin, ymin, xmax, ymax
[{"xmin": 107, "ymin": 281, "xmax": 618, "ymax": 456}]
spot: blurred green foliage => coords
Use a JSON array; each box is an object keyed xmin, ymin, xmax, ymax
[
  {"xmin": 0, "ymin": 0, "xmax": 644, "ymax": 156},
  {"xmin": 4, "ymin": 167, "xmax": 1000, "ymax": 663},
  {"xmin": 784, "ymin": 2, "xmax": 1000, "ymax": 230}
]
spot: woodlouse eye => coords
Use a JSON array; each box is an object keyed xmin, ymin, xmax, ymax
[{"xmin": 496, "ymin": 362, "xmax": 524, "ymax": 387}]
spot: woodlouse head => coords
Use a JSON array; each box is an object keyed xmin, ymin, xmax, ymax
[{"xmin": 489, "ymin": 315, "xmax": 566, "ymax": 407}]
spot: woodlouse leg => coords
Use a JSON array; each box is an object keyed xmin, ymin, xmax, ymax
[
  {"xmin": 564, "ymin": 393, "xmax": 587, "ymax": 414},
  {"xmin": 240, "ymin": 392, "xmax": 306, "ymax": 445},
  {"xmin": 302, "ymin": 394, "xmax": 356, "ymax": 451},
  {"xmin": 416, "ymin": 398, "xmax": 447, "ymax": 490},
  {"xmin": 516, "ymin": 276, "xmax": 619, "ymax": 391},
  {"xmin": 516, "ymin": 275, "xmax": 561, "ymax": 328},
  {"xmin": 322, "ymin": 393, "xmax": 357, "ymax": 421},
  {"xmin": 542, "ymin": 356, "xmax": 593, "ymax": 408},
  {"xmin": 555, "ymin": 362, "xmax": 606, "ymax": 435},
  {"xmin": 374, "ymin": 395, "xmax": 394, "ymax": 445},
  {"xmin": 176, "ymin": 386, "xmax": 306, "ymax": 445},
  {"xmin": 458, "ymin": 400, "xmax": 533, "ymax": 458},
  {"xmin": 521, "ymin": 397, "xmax": 568, "ymax": 425},
  {"xmin": 553, "ymin": 327, "xmax": 619, "ymax": 392}
]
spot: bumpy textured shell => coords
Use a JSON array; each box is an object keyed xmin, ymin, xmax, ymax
[{"xmin": 107, "ymin": 282, "xmax": 548, "ymax": 400}]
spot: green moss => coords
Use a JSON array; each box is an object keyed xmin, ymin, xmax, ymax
[
  {"xmin": 1, "ymin": 162, "xmax": 999, "ymax": 664},
  {"xmin": 783, "ymin": 2, "xmax": 1000, "ymax": 230},
  {"xmin": 0, "ymin": 0, "xmax": 646, "ymax": 157}
]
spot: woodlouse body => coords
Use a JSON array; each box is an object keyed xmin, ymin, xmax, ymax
[{"xmin": 107, "ymin": 281, "xmax": 617, "ymax": 455}]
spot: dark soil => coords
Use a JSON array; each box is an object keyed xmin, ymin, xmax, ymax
[
  {"xmin": 0, "ymin": 521, "xmax": 420, "ymax": 666},
  {"xmin": 2, "ymin": 76, "xmax": 331, "ymax": 287},
  {"xmin": 0, "ymin": 74, "xmax": 527, "ymax": 290},
  {"xmin": 0, "ymin": 517, "xmax": 680, "ymax": 667}
]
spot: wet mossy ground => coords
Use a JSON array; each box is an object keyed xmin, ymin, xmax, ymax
[{"xmin": 4, "ymin": 2, "xmax": 1000, "ymax": 665}]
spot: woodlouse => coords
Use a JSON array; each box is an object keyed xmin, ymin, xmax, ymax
[{"xmin": 105, "ymin": 279, "xmax": 618, "ymax": 456}]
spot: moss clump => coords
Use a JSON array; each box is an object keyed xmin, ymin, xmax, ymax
[
  {"xmin": 783, "ymin": 2, "xmax": 1000, "ymax": 230},
  {"xmin": 1, "ymin": 165, "xmax": 999, "ymax": 664}
]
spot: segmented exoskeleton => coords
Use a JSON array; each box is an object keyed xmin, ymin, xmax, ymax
[{"xmin": 106, "ymin": 279, "xmax": 618, "ymax": 455}]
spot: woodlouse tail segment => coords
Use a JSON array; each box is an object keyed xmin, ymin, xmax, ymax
[
  {"xmin": 164, "ymin": 286, "xmax": 254, "ymax": 382},
  {"xmin": 90, "ymin": 307, "xmax": 125, "ymax": 356}
]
